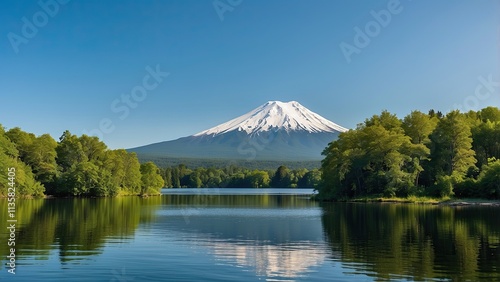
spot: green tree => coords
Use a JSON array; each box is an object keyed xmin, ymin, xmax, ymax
[
  {"xmin": 226, "ymin": 172, "xmax": 251, "ymax": 187},
  {"xmin": 26, "ymin": 134, "xmax": 58, "ymax": 189},
  {"xmin": 57, "ymin": 161, "xmax": 100, "ymax": 196},
  {"xmin": 320, "ymin": 110, "xmax": 430, "ymax": 199},
  {"xmin": 471, "ymin": 120, "xmax": 500, "ymax": 168},
  {"xmin": 428, "ymin": 111, "xmax": 476, "ymax": 179},
  {"xmin": 320, "ymin": 129, "xmax": 367, "ymax": 199},
  {"xmin": 0, "ymin": 131, "xmax": 16, "ymax": 196},
  {"xmin": 5, "ymin": 127, "xmax": 35, "ymax": 161},
  {"xmin": 270, "ymin": 165, "xmax": 291, "ymax": 188},
  {"xmin": 428, "ymin": 109, "xmax": 443, "ymax": 119},
  {"xmin": 0, "ymin": 156, "xmax": 44, "ymax": 197},
  {"xmin": 360, "ymin": 125, "xmax": 421, "ymax": 197},
  {"xmin": 79, "ymin": 135, "xmax": 107, "ymax": 166},
  {"xmin": 204, "ymin": 167, "xmax": 223, "ymax": 188},
  {"xmin": 249, "ymin": 170, "xmax": 270, "ymax": 188},
  {"xmin": 171, "ymin": 166, "xmax": 181, "ymax": 188},
  {"xmin": 0, "ymin": 127, "xmax": 18, "ymax": 159},
  {"xmin": 55, "ymin": 132, "xmax": 133, "ymax": 197},
  {"xmin": 402, "ymin": 111, "xmax": 438, "ymax": 145},
  {"xmin": 103, "ymin": 149, "xmax": 142, "ymax": 195},
  {"xmin": 298, "ymin": 169, "xmax": 321, "ymax": 188},
  {"xmin": 187, "ymin": 171, "xmax": 202, "ymax": 188},
  {"xmin": 479, "ymin": 106, "xmax": 500, "ymax": 123},
  {"xmin": 162, "ymin": 167, "xmax": 173, "ymax": 188},
  {"xmin": 364, "ymin": 110, "xmax": 403, "ymax": 133},
  {"xmin": 5, "ymin": 129, "xmax": 58, "ymax": 193},
  {"xmin": 56, "ymin": 131, "xmax": 86, "ymax": 171},
  {"xmin": 122, "ymin": 152, "xmax": 142, "ymax": 194},
  {"xmin": 140, "ymin": 162, "xmax": 164, "ymax": 195},
  {"xmin": 0, "ymin": 126, "xmax": 44, "ymax": 197},
  {"xmin": 476, "ymin": 158, "xmax": 500, "ymax": 198}
]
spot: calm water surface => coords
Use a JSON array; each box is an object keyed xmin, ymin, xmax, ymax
[{"xmin": 0, "ymin": 188, "xmax": 499, "ymax": 281}]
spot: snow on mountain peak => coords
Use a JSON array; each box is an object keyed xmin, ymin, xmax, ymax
[{"xmin": 193, "ymin": 101, "xmax": 348, "ymax": 137}]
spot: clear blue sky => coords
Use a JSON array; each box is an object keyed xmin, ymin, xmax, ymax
[{"xmin": 1, "ymin": 0, "xmax": 499, "ymax": 149}]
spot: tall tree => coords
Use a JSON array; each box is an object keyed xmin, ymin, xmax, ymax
[
  {"xmin": 140, "ymin": 162, "xmax": 164, "ymax": 195},
  {"xmin": 472, "ymin": 121, "xmax": 500, "ymax": 168},
  {"xmin": 428, "ymin": 111, "xmax": 476, "ymax": 179},
  {"xmin": 298, "ymin": 169, "xmax": 321, "ymax": 188},
  {"xmin": 270, "ymin": 165, "xmax": 291, "ymax": 188},
  {"xmin": 402, "ymin": 111, "xmax": 438, "ymax": 145},
  {"xmin": 122, "ymin": 152, "xmax": 142, "ymax": 194},
  {"xmin": 364, "ymin": 110, "xmax": 403, "ymax": 133},
  {"xmin": 249, "ymin": 170, "xmax": 270, "ymax": 188},
  {"xmin": 5, "ymin": 127, "xmax": 35, "ymax": 161},
  {"xmin": 162, "ymin": 167, "xmax": 173, "ymax": 188},
  {"xmin": 58, "ymin": 161, "xmax": 100, "ymax": 196},
  {"xmin": 171, "ymin": 166, "xmax": 181, "ymax": 188},
  {"xmin": 79, "ymin": 135, "xmax": 107, "ymax": 166},
  {"xmin": 0, "ymin": 125, "xmax": 18, "ymax": 158},
  {"xmin": 476, "ymin": 158, "xmax": 500, "ymax": 198},
  {"xmin": 479, "ymin": 107, "xmax": 500, "ymax": 123},
  {"xmin": 56, "ymin": 131, "xmax": 86, "ymax": 171},
  {"xmin": 26, "ymin": 134, "xmax": 58, "ymax": 188},
  {"xmin": 321, "ymin": 110, "xmax": 431, "ymax": 199},
  {"xmin": 0, "ymin": 126, "xmax": 44, "ymax": 197}
]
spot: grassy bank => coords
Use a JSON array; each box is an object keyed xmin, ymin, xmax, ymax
[
  {"xmin": 346, "ymin": 196, "xmax": 447, "ymax": 204},
  {"xmin": 314, "ymin": 195, "xmax": 500, "ymax": 206}
]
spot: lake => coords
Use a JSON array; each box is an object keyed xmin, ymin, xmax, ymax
[{"xmin": 0, "ymin": 188, "xmax": 499, "ymax": 281}]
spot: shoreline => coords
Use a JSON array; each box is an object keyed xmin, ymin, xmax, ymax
[
  {"xmin": 0, "ymin": 193, "xmax": 162, "ymax": 199},
  {"xmin": 317, "ymin": 196, "xmax": 500, "ymax": 207},
  {"xmin": 3, "ymin": 194, "xmax": 500, "ymax": 207},
  {"xmin": 438, "ymin": 199, "xmax": 500, "ymax": 207}
]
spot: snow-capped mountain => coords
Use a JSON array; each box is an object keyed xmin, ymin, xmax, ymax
[
  {"xmin": 129, "ymin": 101, "xmax": 347, "ymax": 161},
  {"xmin": 194, "ymin": 101, "xmax": 347, "ymax": 136}
]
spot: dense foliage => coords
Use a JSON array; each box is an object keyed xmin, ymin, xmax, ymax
[
  {"xmin": 160, "ymin": 164, "xmax": 321, "ymax": 188},
  {"xmin": 318, "ymin": 107, "xmax": 500, "ymax": 200},
  {"xmin": 0, "ymin": 127, "xmax": 164, "ymax": 197},
  {"xmin": 137, "ymin": 155, "xmax": 321, "ymax": 170},
  {"xmin": 321, "ymin": 203, "xmax": 500, "ymax": 280}
]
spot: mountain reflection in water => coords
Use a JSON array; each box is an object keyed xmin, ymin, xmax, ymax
[{"xmin": 0, "ymin": 189, "xmax": 498, "ymax": 281}]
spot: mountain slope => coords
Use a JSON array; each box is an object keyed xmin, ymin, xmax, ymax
[
  {"xmin": 129, "ymin": 101, "xmax": 347, "ymax": 161},
  {"xmin": 194, "ymin": 101, "xmax": 347, "ymax": 136}
]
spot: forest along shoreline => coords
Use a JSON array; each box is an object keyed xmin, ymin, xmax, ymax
[
  {"xmin": 2, "ymin": 107, "xmax": 500, "ymax": 203},
  {"xmin": 316, "ymin": 107, "xmax": 500, "ymax": 203},
  {"xmin": 314, "ymin": 196, "xmax": 500, "ymax": 207}
]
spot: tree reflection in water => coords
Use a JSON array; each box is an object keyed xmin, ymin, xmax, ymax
[{"xmin": 321, "ymin": 203, "xmax": 500, "ymax": 281}]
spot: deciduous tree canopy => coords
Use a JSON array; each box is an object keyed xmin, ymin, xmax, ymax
[
  {"xmin": 318, "ymin": 107, "xmax": 500, "ymax": 200},
  {"xmin": 0, "ymin": 127, "xmax": 163, "ymax": 197}
]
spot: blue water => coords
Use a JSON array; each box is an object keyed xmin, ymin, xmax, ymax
[
  {"xmin": 1, "ymin": 189, "xmax": 499, "ymax": 281},
  {"xmin": 161, "ymin": 187, "xmax": 316, "ymax": 195}
]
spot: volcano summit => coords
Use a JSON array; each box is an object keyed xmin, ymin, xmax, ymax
[{"xmin": 129, "ymin": 101, "xmax": 348, "ymax": 161}]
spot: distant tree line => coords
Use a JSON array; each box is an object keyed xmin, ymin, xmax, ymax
[
  {"xmin": 137, "ymin": 156, "xmax": 322, "ymax": 171},
  {"xmin": 318, "ymin": 107, "xmax": 500, "ymax": 200},
  {"xmin": 0, "ymin": 126, "xmax": 164, "ymax": 197},
  {"xmin": 160, "ymin": 164, "xmax": 321, "ymax": 189}
]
